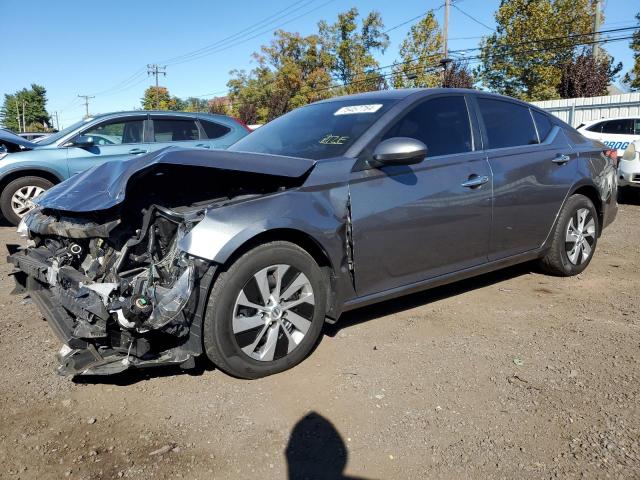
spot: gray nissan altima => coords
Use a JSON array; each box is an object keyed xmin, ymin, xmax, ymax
[{"xmin": 9, "ymin": 88, "xmax": 617, "ymax": 379}]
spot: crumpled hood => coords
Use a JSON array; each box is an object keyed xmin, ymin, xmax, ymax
[
  {"xmin": 35, "ymin": 146, "xmax": 316, "ymax": 212},
  {"xmin": 0, "ymin": 129, "xmax": 39, "ymax": 149}
]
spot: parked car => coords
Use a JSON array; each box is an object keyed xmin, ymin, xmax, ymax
[
  {"xmin": 618, "ymin": 140, "xmax": 640, "ymax": 197},
  {"xmin": 9, "ymin": 88, "xmax": 617, "ymax": 379},
  {"xmin": 577, "ymin": 116, "xmax": 640, "ymax": 158},
  {"xmin": 0, "ymin": 111, "xmax": 249, "ymax": 225}
]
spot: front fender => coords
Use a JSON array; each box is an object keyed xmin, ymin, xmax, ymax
[{"xmin": 178, "ymin": 187, "xmax": 349, "ymax": 268}]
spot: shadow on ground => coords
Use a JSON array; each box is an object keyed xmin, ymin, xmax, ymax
[{"xmin": 286, "ymin": 412, "xmax": 371, "ymax": 480}]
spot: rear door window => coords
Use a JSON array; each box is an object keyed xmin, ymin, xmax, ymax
[
  {"xmin": 201, "ymin": 120, "xmax": 231, "ymax": 139},
  {"xmin": 586, "ymin": 122, "xmax": 604, "ymax": 133},
  {"xmin": 382, "ymin": 96, "xmax": 473, "ymax": 157},
  {"xmin": 601, "ymin": 119, "xmax": 633, "ymax": 135},
  {"xmin": 532, "ymin": 110, "xmax": 554, "ymax": 142},
  {"xmin": 152, "ymin": 118, "xmax": 200, "ymax": 142},
  {"xmin": 477, "ymin": 98, "xmax": 538, "ymax": 149}
]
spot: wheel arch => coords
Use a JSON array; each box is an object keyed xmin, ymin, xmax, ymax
[
  {"xmin": 570, "ymin": 183, "xmax": 604, "ymax": 234},
  {"xmin": 212, "ymin": 228, "xmax": 341, "ymax": 322},
  {"xmin": 0, "ymin": 168, "xmax": 63, "ymax": 194}
]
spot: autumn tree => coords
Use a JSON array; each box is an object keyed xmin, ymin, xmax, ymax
[
  {"xmin": 443, "ymin": 61, "xmax": 475, "ymax": 89},
  {"xmin": 623, "ymin": 13, "xmax": 640, "ymax": 91},
  {"xmin": 559, "ymin": 50, "xmax": 622, "ymax": 97},
  {"xmin": 318, "ymin": 8, "xmax": 389, "ymax": 93},
  {"xmin": 228, "ymin": 29, "xmax": 333, "ymax": 123},
  {"xmin": 0, "ymin": 84, "xmax": 51, "ymax": 132},
  {"xmin": 393, "ymin": 11, "xmax": 442, "ymax": 88},
  {"xmin": 477, "ymin": 0, "xmax": 598, "ymax": 101},
  {"xmin": 183, "ymin": 97, "xmax": 209, "ymax": 112},
  {"xmin": 141, "ymin": 86, "xmax": 184, "ymax": 110},
  {"xmin": 208, "ymin": 97, "xmax": 231, "ymax": 115}
]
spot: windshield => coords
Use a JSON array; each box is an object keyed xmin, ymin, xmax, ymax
[
  {"xmin": 229, "ymin": 99, "xmax": 396, "ymax": 159},
  {"xmin": 37, "ymin": 118, "xmax": 93, "ymax": 145}
]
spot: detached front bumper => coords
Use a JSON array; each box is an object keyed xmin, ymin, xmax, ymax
[{"xmin": 8, "ymin": 248, "xmax": 209, "ymax": 376}]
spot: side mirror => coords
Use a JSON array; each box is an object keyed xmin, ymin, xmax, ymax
[
  {"xmin": 72, "ymin": 135, "xmax": 95, "ymax": 148},
  {"xmin": 372, "ymin": 137, "xmax": 427, "ymax": 166}
]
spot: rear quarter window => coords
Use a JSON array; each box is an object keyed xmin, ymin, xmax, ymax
[{"xmin": 201, "ymin": 120, "xmax": 231, "ymax": 139}]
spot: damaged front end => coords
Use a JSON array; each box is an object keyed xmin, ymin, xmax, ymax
[
  {"xmin": 9, "ymin": 204, "xmax": 210, "ymax": 376},
  {"xmin": 7, "ymin": 148, "xmax": 315, "ymax": 376}
]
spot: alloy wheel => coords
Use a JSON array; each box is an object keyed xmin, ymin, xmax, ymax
[
  {"xmin": 11, "ymin": 185, "xmax": 45, "ymax": 218},
  {"xmin": 232, "ymin": 264, "xmax": 315, "ymax": 362},
  {"xmin": 565, "ymin": 208, "xmax": 596, "ymax": 265}
]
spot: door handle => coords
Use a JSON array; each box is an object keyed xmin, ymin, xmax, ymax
[
  {"xmin": 195, "ymin": 143, "xmax": 211, "ymax": 149},
  {"xmin": 128, "ymin": 148, "xmax": 148, "ymax": 155},
  {"xmin": 552, "ymin": 154, "xmax": 570, "ymax": 164},
  {"xmin": 461, "ymin": 175, "xmax": 489, "ymax": 188}
]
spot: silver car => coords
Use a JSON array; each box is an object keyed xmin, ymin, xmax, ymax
[{"xmin": 9, "ymin": 88, "xmax": 618, "ymax": 379}]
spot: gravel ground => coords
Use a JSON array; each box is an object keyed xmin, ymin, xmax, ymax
[{"xmin": 0, "ymin": 202, "xmax": 639, "ymax": 480}]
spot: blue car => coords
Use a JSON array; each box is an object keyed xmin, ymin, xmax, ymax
[{"xmin": 0, "ymin": 111, "xmax": 249, "ymax": 225}]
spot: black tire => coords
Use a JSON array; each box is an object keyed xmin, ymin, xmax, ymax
[
  {"xmin": 538, "ymin": 194, "xmax": 599, "ymax": 276},
  {"xmin": 203, "ymin": 241, "xmax": 327, "ymax": 379},
  {"xmin": 0, "ymin": 176, "xmax": 54, "ymax": 226}
]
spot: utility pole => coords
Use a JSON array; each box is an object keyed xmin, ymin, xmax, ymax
[
  {"xmin": 77, "ymin": 94, "xmax": 95, "ymax": 118},
  {"xmin": 441, "ymin": 0, "xmax": 451, "ymax": 87},
  {"xmin": 53, "ymin": 111, "xmax": 60, "ymax": 131},
  {"xmin": 147, "ymin": 64, "xmax": 167, "ymax": 109},
  {"xmin": 22, "ymin": 100, "xmax": 26, "ymax": 132},
  {"xmin": 14, "ymin": 99, "xmax": 21, "ymax": 132},
  {"xmin": 593, "ymin": 0, "xmax": 602, "ymax": 59}
]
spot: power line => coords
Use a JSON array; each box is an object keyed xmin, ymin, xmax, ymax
[
  {"xmin": 165, "ymin": 0, "xmax": 338, "ymax": 66},
  {"xmin": 452, "ymin": 4, "xmax": 494, "ymax": 31}
]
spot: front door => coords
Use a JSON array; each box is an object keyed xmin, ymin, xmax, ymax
[
  {"xmin": 349, "ymin": 95, "xmax": 493, "ymax": 297},
  {"xmin": 66, "ymin": 116, "xmax": 148, "ymax": 176}
]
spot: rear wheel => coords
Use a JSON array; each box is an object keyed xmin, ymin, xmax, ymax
[
  {"xmin": 203, "ymin": 241, "xmax": 327, "ymax": 379},
  {"xmin": 0, "ymin": 176, "xmax": 53, "ymax": 225},
  {"xmin": 538, "ymin": 194, "xmax": 598, "ymax": 276}
]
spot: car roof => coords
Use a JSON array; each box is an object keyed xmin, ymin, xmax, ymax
[
  {"xmin": 581, "ymin": 116, "xmax": 639, "ymax": 125},
  {"xmin": 312, "ymin": 88, "xmax": 541, "ymax": 108},
  {"xmin": 87, "ymin": 111, "xmax": 235, "ymax": 122}
]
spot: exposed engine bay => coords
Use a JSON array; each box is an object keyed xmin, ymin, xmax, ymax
[{"xmin": 8, "ymin": 160, "xmax": 308, "ymax": 376}]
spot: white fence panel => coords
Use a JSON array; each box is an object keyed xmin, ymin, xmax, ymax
[{"xmin": 531, "ymin": 93, "xmax": 640, "ymax": 127}]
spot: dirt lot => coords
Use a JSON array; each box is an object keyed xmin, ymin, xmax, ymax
[{"xmin": 0, "ymin": 201, "xmax": 639, "ymax": 480}]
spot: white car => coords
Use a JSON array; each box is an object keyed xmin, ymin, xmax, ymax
[
  {"xmin": 577, "ymin": 116, "xmax": 640, "ymax": 158},
  {"xmin": 619, "ymin": 140, "xmax": 640, "ymax": 193}
]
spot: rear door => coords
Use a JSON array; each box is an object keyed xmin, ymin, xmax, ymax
[
  {"xmin": 65, "ymin": 115, "xmax": 148, "ymax": 176},
  {"xmin": 476, "ymin": 97, "xmax": 577, "ymax": 260},
  {"xmin": 147, "ymin": 115, "xmax": 205, "ymax": 153},
  {"xmin": 349, "ymin": 94, "xmax": 493, "ymax": 296}
]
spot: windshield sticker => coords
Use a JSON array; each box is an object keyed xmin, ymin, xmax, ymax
[
  {"xmin": 319, "ymin": 134, "xmax": 350, "ymax": 145},
  {"xmin": 334, "ymin": 104, "xmax": 383, "ymax": 116}
]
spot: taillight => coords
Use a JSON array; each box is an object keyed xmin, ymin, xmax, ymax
[
  {"xmin": 604, "ymin": 148, "xmax": 618, "ymax": 167},
  {"xmin": 233, "ymin": 117, "xmax": 252, "ymax": 132}
]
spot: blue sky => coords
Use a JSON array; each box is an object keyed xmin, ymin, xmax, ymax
[{"xmin": 0, "ymin": 0, "xmax": 636, "ymax": 128}]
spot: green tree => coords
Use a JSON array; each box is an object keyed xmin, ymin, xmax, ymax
[
  {"xmin": 0, "ymin": 84, "xmax": 51, "ymax": 132},
  {"xmin": 393, "ymin": 11, "xmax": 442, "ymax": 88},
  {"xmin": 208, "ymin": 97, "xmax": 231, "ymax": 115},
  {"xmin": 623, "ymin": 13, "xmax": 640, "ymax": 91},
  {"xmin": 318, "ymin": 8, "xmax": 390, "ymax": 93},
  {"xmin": 141, "ymin": 86, "xmax": 184, "ymax": 110},
  {"xmin": 183, "ymin": 97, "xmax": 209, "ymax": 112},
  {"xmin": 228, "ymin": 29, "xmax": 334, "ymax": 123},
  {"xmin": 477, "ymin": 0, "xmax": 597, "ymax": 101}
]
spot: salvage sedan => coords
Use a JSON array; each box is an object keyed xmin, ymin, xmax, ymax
[{"xmin": 9, "ymin": 89, "xmax": 617, "ymax": 379}]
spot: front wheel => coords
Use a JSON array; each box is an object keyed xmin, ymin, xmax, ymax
[
  {"xmin": 203, "ymin": 241, "xmax": 327, "ymax": 379},
  {"xmin": 538, "ymin": 194, "xmax": 599, "ymax": 276},
  {"xmin": 0, "ymin": 176, "xmax": 54, "ymax": 226}
]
